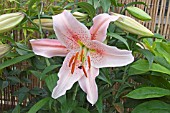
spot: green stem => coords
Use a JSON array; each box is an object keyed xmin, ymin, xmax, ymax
[{"xmin": 73, "ymin": 83, "xmax": 79, "ymax": 100}]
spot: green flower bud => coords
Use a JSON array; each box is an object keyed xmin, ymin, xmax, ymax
[
  {"xmin": 33, "ymin": 19, "xmax": 53, "ymax": 30},
  {"xmin": 126, "ymin": 6, "xmax": 151, "ymax": 21},
  {"xmin": 0, "ymin": 44, "xmax": 10, "ymax": 58},
  {"xmin": 112, "ymin": 13, "xmax": 154, "ymax": 36},
  {"xmin": 72, "ymin": 12, "xmax": 88, "ymax": 21},
  {"xmin": 0, "ymin": 12, "xmax": 24, "ymax": 33}
]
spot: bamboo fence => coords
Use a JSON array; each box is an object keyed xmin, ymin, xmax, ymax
[{"xmin": 0, "ymin": 0, "xmax": 170, "ymax": 111}]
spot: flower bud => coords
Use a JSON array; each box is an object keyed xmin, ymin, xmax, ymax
[
  {"xmin": 0, "ymin": 12, "xmax": 24, "ymax": 33},
  {"xmin": 33, "ymin": 19, "xmax": 53, "ymax": 31},
  {"xmin": 112, "ymin": 13, "xmax": 154, "ymax": 36},
  {"xmin": 72, "ymin": 12, "xmax": 88, "ymax": 21},
  {"xmin": 126, "ymin": 6, "xmax": 151, "ymax": 21},
  {"xmin": 0, "ymin": 44, "xmax": 10, "ymax": 58}
]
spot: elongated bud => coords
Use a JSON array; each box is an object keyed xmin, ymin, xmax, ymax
[
  {"xmin": 112, "ymin": 13, "xmax": 154, "ymax": 36},
  {"xmin": 0, "ymin": 12, "xmax": 24, "ymax": 33},
  {"xmin": 126, "ymin": 7, "xmax": 151, "ymax": 21},
  {"xmin": 0, "ymin": 44, "xmax": 10, "ymax": 58},
  {"xmin": 33, "ymin": 19, "xmax": 53, "ymax": 28},
  {"xmin": 72, "ymin": 12, "xmax": 88, "ymax": 21}
]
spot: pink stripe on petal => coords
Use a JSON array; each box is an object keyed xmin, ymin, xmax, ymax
[
  {"xmin": 78, "ymin": 67, "xmax": 99, "ymax": 105},
  {"xmin": 52, "ymin": 51, "xmax": 83, "ymax": 99},
  {"xmin": 90, "ymin": 14, "xmax": 119, "ymax": 42},
  {"xmin": 52, "ymin": 10, "xmax": 91, "ymax": 50},
  {"xmin": 89, "ymin": 40, "xmax": 134, "ymax": 68},
  {"xmin": 30, "ymin": 39, "xmax": 69, "ymax": 58}
]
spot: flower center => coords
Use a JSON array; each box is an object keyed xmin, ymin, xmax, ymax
[{"xmin": 68, "ymin": 46, "xmax": 91, "ymax": 77}]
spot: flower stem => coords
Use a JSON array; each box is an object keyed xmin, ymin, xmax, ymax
[{"xmin": 72, "ymin": 83, "xmax": 79, "ymax": 100}]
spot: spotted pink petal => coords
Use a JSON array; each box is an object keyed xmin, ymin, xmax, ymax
[
  {"xmin": 52, "ymin": 51, "xmax": 83, "ymax": 99},
  {"xmin": 30, "ymin": 39, "xmax": 69, "ymax": 58},
  {"xmin": 52, "ymin": 10, "xmax": 91, "ymax": 50},
  {"xmin": 78, "ymin": 67, "xmax": 99, "ymax": 105},
  {"xmin": 90, "ymin": 14, "xmax": 119, "ymax": 42},
  {"xmin": 89, "ymin": 40, "xmax": 134, "ymax": 68}
]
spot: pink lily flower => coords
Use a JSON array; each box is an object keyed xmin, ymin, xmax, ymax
[{"xmin": 30, "ymin": 10, "xmax": 134, "ymax": 105}]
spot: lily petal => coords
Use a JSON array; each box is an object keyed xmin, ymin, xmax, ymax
[
  {"xmin": 89, "ymin": 40, "xmax": 134, "ymax": 68},
  {"xmin": 52, "ymin": 51, "xmax": 83, "ymax": 99},
  {"xmin": 52, "ymin": 10, "xmax": 91, "ymax": 50},
  {"xmin": 30, "ymin": 39, "xmax": 69, "ymax": 58},
  {"xmin": 90, "ymin": 14, "xmax": 119, "ymax": 42},
  {"xmin": 78, "ymin": 67, "xmax": 99, "ymax": 105}
]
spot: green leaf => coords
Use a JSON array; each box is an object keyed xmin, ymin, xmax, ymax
[
  {"xmin": 125, "ymin": 2, "xmax": 147, "ymax": 7},
  {"xmin": 132, "ymin": 100, "xmax": 170, "ymax": 113},
  {"xmin": 128, "ymin": 60, "xmax": 149, "ymax": 75},
  {"xmin": 110, "ymin": 0, "xmax": 118, "ymax": 6},
  {"xmin": 7, "ymin": 76, "xmax": 20, "ymax": 83},
  {"xmin": 149, "ymin": 75, "xmax": 170, "ymax": 89},
  {"xmin": 45, "ymin": 74, "xmax": 58, "ymax": 92},
  {"xmin": 95, "ymin": 96, "xmax": 103, "ymax": 113},
  {"xmin": 0, "ymin": 80, "xmax": 8, "ymax": 90},
  {"xmin": 108, "ymin": 33, "xmax": 130, "ymax": 49},
  {"xmin": 0, "ymin": 53, "xmax": 35, "ymax": 70},
  {"xmin": 12, "ymin": 104, "xmax": 20, "ymax": 113},
  {"xmin": 77, "ymin": 2, "xmax": 96, "ymax": 18},
  {"xmin": 61, "ymin": 100, "xmax": 77, "ymax": 113},
  {"xmin": 154, "ymin": 56, "xmax": 170, "ymax": 70},
  {"xmin": 126, "ymin": 87, "xmax": 170, "ymax": 99},
  {"xmin": 151, "ymin": 63, "xmax": 170, "ymax": 75},
  {"xmin": 139, "ymin": 49, "xmax": 154, "ymax": 67},
  {"xmin": 74, "ymin": 107, "xmax": 90, "ymax": 113},
  {"xmin": 28, "ymin": 97, "xmax": 51, "ymax": 113},
  {"xmin": 128, "ymin": 59, "xmax": 170, "ymax": 75},
  {"xmin": 30, "ymin": 70, "xmax": 42, "ymax": 79},
  {"xmin": 42, "ymin": 65, "xmax": 60, "ymax": 75},
  {"xmin": 100, "ymin": 0, "xmax": 111, "ymax": 13}
]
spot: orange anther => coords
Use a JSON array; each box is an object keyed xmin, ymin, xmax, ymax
[
  {"xmin": 71, "ymin": 62, "xmax": 76, "ymax": 74},
  {"xmin": 87, "ymin": 56, "xmax": 91, "ymax": 69},
  {"xmin": 71, "ymin": 52, "xmax": 79, "ymax": 74},
  {"xmin": 82, "ymin": 66, "xmax": 88, "ymax": 78},
  {"xmin": 69, "ymin": 55, "xmax": 75, "ymax": 67}
]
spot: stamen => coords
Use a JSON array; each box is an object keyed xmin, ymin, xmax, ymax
[
  {"xmin": 69, "ymin": 55, "xmax": 75, "ymax": 67},
  {"xmin": 71, "ymin": 52, "xmax": 79, "ymax": 74},
  {"xmin": 71, "ymin": 62, "xmax": 76, "ymax": 74},
  {"xmin": 80, "ymin": 50, "xmax": 84, "ymax": 62},
  {"xmin": 82, "ymin": 66, "xmax": 88, "ymax": 77},
  {"xmin": 87, "ymin": 56, "xmax": 91, "ymax": 69}
]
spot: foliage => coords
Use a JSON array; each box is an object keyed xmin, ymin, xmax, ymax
[{"xmin": 0, "ymin": 0, "xmax": 170, "ymax": 113}]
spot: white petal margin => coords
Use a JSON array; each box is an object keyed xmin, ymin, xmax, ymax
[
  {"xmin": 78, "ymin": 67, "xmax": 99, "ymax": 105},
  {"xmin": 89, "ymin": 40, "xmax": 134, "ymax": 68},
  {"xmin": 52, "ymin": 51, "xmax": 83, "ymax": 99},
  {"xmin": 52, "ymin": 10, "xmax": 91, "ymax": 50},
  {"xmin": 90, "ymin": 14, "xmax": 119, "ymax": 42},
  {"xmin": 30, "ymin": 39, "xmax": 69, "ymax": 58}
]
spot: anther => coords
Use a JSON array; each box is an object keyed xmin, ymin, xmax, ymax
[
  {"xmin": 71, "ymin": 52, "xmax": 79, "ymax": 74},
  {"xmin": 87, "ymin": 56, "xmax": 91, "ymax": 69},
  {"xmin": 82, "ymin": 66, "xmax": 88, "ymax": 77},
  {"xmin": 69, "ymin": 55, "xmax": 75, "ymax": 67}
]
